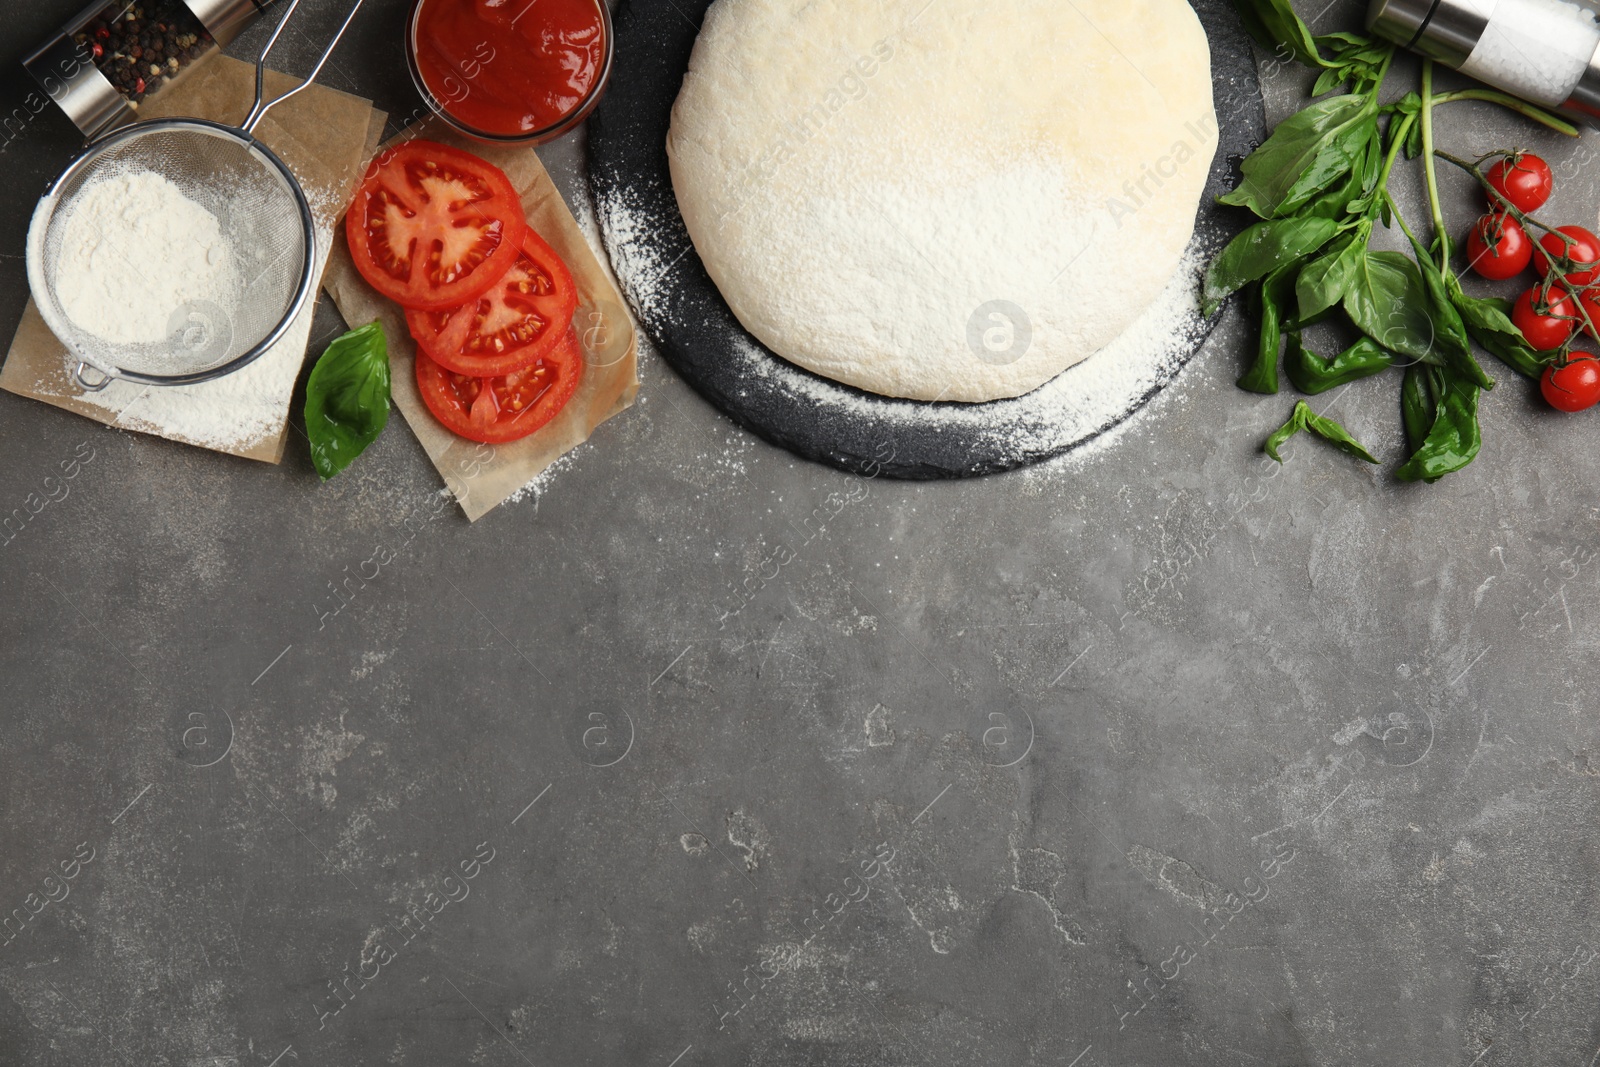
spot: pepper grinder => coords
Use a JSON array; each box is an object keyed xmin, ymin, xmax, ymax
[
  {"xmin": 23, "ymin": 0, "xmax": 280, "ymax": 140},
  {"xmin": 1368, "ymin": 0, "xmax": 1600, "ymax": 124}
]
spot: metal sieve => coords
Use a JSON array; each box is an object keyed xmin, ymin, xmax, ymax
[{"xmin": 25, "ymin": 0, "xmax": 364, "ymax": 390}]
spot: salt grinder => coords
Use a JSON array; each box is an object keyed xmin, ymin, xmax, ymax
[
  {"xmin": 23, "ymin": 0, "xmax": 279, "ymax": 140},
  {"xmin": 1368, "ymin": 0, "xmax": 1600, "ymax": 124}
]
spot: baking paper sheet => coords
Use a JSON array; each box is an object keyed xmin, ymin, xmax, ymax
[
  {"xmin": 0, "ymin": 55, "xmax": 383, "ymax": 464},
  {"xmin": 321, "ymin": 120, "xmax": 641, "ymax": 521}
]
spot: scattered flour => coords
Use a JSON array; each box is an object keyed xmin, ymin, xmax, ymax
[
  {"xmin": 596, "ymin": 177, "xmax": 1215, "ymax": 472},
  {"xmin": 508, "ymin": 447, "xmax": 581, "ymax": 506},
  {"xmin": 53, "ymin": 170, "xmax": 238, "ymax": 346}
]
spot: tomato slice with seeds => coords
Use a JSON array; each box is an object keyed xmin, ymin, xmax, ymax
[
  {"xmin": 345, "ymin": 140, "xmax": 527, "ymax": 311},
  {"xmin": 415, "ymin": 327, "xmax": 585, "ymax": 444},
  {"xmin": 404, "ymin": 228, "xmax": 579, "ymax": 377}
]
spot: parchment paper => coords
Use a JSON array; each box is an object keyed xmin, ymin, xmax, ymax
[
  {"xmin": 322, "ymin": 120, "xmax": 641, "ymax": 521},
  {"xmin": 0, "ymin": 56, "xmax": 384, "ymax": 464}
]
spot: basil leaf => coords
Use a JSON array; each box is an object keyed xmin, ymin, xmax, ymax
[
  {"xmin": 1301, "ymin": 128, "xmax": 1381, "ymax": 219},
  {"xmin": 1203, "ymin": 215, "xmax": 1341, "ymax": 315},
  {"xmin": 1401, "ymin": 364, "xmax": 1440, "ymax": 454},
  {"xmin": 1317, "ymin": 33, "xmax": 1391, "ymax": 76},
  {"xmin": 1295, "ymin": 225, "xmax": 1365, "ymax": 320},
  {"xmin": 1232, "ymin": 0, "xmax": 1334, "ymax": 68},
  {"xmin": 305, "ymin": 321, "xmax": 391, "ymax": 481},
  {"xmin": 1341, "ymin": 250, "xmax": 1444, "ymax": 363},
  {"xmin": 1414, "ymin": 265, "xmax": 1484, "ymax": 390},
  {"xmin": 1240, "ymin": 264, "xmax": 1301, "ymax": 394},
  {"xmin": 1446, "ymin": 277, "xmax": 1546, "ymax": 379},
  {"xmin": 1284, "ymin": 334, "xmax": 1392, "ymax": 394},
  {"xmin": 1220, "ymin": 93, "xmax": 1377, "ymax": 218},
  {"xmin": 1385, "ymin": 91, "xmax": 1422, "ymax": 117},
  {"xmin": 1396, "ymin": 368, "xmax": 1481, "ymax": 483},
  {"xmin": 1395, "ymin": 228, "xmax": 1494, "ymax": 389},
  {"xmin": 1264, "ymin": 400, "xmax": 1379, "ymax": 463},
  {"xmin": 1311, "ymin": 66, "xmax": 1345, "ymax": 97},
  {"xmin": 1403, "ymin": 115, "xmax": 1424, "ymax": 159}
]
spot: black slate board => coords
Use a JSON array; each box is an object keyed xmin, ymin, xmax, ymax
[{"xmin": 588, "ymin": 0, "xmax": 1266, "ymax": 479}]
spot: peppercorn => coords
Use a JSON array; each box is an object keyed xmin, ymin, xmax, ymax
[{"xmin": 81, "ymin": 0, "xmax": 210, "ymax": 108}]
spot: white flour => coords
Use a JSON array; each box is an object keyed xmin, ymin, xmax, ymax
[
  {"xmin": 53, "ymin": 171, "xmax": 237, "ymax": 346},
  {"xmin": 70, "ymin": 188, "xmax": 335, "ymax": 453}
]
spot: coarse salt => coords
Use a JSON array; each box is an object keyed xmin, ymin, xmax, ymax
[{"xmin": 1458, "ymin": 0, "xmax": 1600, "ymax": 108}]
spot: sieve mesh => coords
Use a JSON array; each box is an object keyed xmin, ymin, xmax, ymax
[{"xmin": 28, "ymin": 121, "xmax": 313, "ymax": 380}]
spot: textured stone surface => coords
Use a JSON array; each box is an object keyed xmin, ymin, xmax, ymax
[{"xmin": 3, "ymin": 1, "xmax": 1600, "ymax": 1065}]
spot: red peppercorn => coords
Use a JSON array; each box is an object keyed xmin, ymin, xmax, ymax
[
  {"xmin": 91, "ymin": 42, "xmax": 104, "ymax": 58},
  {"xmin": 134, "ymin": 76, "xmax": 145, "ymax": 94}
]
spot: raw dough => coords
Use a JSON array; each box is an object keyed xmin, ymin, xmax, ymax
[{"xmin": 667, "ymin": 0, "xmax": 1216, "ymax": 402}]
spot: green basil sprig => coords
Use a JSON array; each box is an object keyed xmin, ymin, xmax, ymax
[
  {"xmin": 304, "ymin": 321, "xmax": 391, "ymax": 481},
  {"xmin": 1208, "ymin": 0, "xmax": 1578, "ymax": 483}
]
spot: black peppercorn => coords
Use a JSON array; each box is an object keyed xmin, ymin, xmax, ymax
[{"xmin": 81, "ymin": 0, "xmax": 213, "ymax": 110}]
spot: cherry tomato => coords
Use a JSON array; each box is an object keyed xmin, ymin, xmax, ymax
[
  {"xmin": 415, "ymin": 327, "xmax": 585, "ymax": 443},
  {"xmin": 1485, "ymin": 153, "xmax": 1553, "ymax": 213},
  {"xmin": 1465, "ymin": 212, "xmax": 1533, "ymax": 280},
  {"xmin": 1532, "ymin": 225, "xmax": 1600, "ymax": 286},
  {"xmin": 1579, "ymin": 288, "xmax": 1600, "ymax": 340},
  {"xmin": 1542, "ymin": 356, "xmax": 1600, "ymax": 412},
  {"xmin": 345, "ymin": 140, "xmax": 527, "ymax": 311},
  {"xmin": 406, "ymin": 228, "xmax": 579, "ymax": 377},
  {"xmin": 1512, "ymin": 284, "xmax": 1577, "ymax": 351}
]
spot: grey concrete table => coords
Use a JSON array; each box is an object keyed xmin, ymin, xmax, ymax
[{"xmin": 3, "ymin": 1, "xmax": 1599, "ymax": 1064}]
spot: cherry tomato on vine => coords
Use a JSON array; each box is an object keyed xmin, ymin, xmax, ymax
[
  {"xmin": 1533, "ymin": 225, "xmax": 1600, "ymax": 286},
  {"xmin": 1542, "ymin": 356, "xmax": 1600, "ymax": 412},
  {"xmin": 1465, "ymin": 212, "xmax": 1533, "ymax": 280},
  {"xmin": 1578, "ymin": 288, "xmax": 1600, "ymax": 340},
  {"xmin": 1512, "ymin": 283, "xmax": 1577, "ymax": 351},
  {"xmin": 1485, "ymin": 153, "xmax": 1554, "ymax": 213}
]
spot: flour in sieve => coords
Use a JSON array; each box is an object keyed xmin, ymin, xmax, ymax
[
  {"xmin": 69, "ymin": 196, "xmax": 341, "ymax": 453},
  {"xmin": 53, "ymin": 170, "xmax": 238, "ymax": 346}
]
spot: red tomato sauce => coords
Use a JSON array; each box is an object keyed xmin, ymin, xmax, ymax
[{"xmin": 414, "ymin": 0, "xmax": 606, "ymax": 136}]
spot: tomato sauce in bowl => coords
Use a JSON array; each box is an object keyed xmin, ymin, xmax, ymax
[{"xmin": 407, "ymin": 0, "xmax": 612, "ymax": 145}]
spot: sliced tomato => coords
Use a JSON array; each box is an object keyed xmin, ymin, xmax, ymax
[
  {"xmin": 405, "ymin": 228, "xmax": 579, "ymax": 377},
  {"xmin": 415, "ymin": 327, "xmax": 585, "ymax": 444},
  {"xmin": 345, "ymin": 140, "xmax": 527, "ymax": 311}
]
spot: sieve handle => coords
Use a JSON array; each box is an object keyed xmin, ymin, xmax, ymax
[
  {"xmin": 240, "ymin": 0, "xmax": 366, "ymax": 136},
  {"xmin": 72, "ymin": 362, "xmax": 113, "ymax": 392}
]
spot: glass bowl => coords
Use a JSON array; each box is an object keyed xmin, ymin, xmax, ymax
[{"xmin": 405, "ymin": 0, "xmax": 614, "ymax": 147}]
